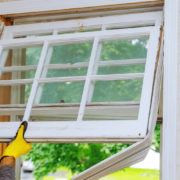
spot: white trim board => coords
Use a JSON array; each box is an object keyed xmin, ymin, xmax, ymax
[
  {"xmin": 0, "ymin": 0, "xmax": 164, "ymax": 16},
  {"xmin": 161, "ymin": 0, "xmax": 178, "ymax": 179}
]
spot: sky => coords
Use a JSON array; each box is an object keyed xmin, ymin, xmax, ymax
[{"xmin": 131, "ymin": 149, "xmax": 160, "ymax": 170}]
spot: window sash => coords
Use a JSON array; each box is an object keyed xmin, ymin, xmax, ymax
[{"xmin": 0, "ymin": 12, "xmax": 162, "ymax": 142}]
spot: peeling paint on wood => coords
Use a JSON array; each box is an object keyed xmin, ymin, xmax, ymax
[{"xmin": 0, "ymin": 0, "xmax": 164, "ymax": 17}]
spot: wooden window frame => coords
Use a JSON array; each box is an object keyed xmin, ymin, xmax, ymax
[{"xmin": 0, "ymin": 11, "xmax": 162, "ymax": 143}]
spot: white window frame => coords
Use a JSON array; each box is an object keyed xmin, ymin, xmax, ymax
[{"xmin": 0, "ymin": 11, "xmax": 162, "ymax": 143}]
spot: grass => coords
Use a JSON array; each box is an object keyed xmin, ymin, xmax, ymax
[
  {"xmin": 42, "ymin": 167, "xmax": 159, "ymax": 180},
  {"xmin": 100, "ymin": 168, "xmax": 159, "ymax": 180}
]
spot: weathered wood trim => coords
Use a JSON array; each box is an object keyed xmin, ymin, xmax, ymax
[
  {"xmin": 13, "ymin": 7, "xmax": 163, "ymax": 25},
  {"xmin": 0, "ymin": 16, "xmax": 12, "ymax": 26},
  {"xmin": 0, "ymin": 0, "xmax": 164, "ymax": 18}
]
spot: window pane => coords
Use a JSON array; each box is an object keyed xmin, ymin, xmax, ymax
[
  {"xmin": 100, "ymin": 39, "xmax": 148, "ymax": 61},
  {"xmin": 26, "ymin": 47, "xmax": 42, "ymax": 65},
  {"xmin": 49, "ymin": 43, "xmax": 93, "ymax": 64},
  {"xmin": 92, "ymin": 79, "xmax": 143, "ymax": 102},
  {"xmin": 97, "ymin": 65, "xmax": 145, "ymax": 75},
  {"xmin": 35, "ymin": 81, "xmax": 85, "ymax": 104},
  {"xmin": 47, "ymin": 68, "xmax": 87, "ymax": 78},
  {"xmin": 0, "ymin": 47, "xmax": 42, "ymax": 67}
]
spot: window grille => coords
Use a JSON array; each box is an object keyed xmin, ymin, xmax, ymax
[{"xmin": 0, "ymin": 11, "xmax": 162, "ymax": 143}]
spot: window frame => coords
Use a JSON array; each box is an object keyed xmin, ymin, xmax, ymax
[{"xmin": 0, "ymin": 11, "xmax": 162, "ymax": 143}]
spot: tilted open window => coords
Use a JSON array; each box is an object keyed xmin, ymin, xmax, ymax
[{"xmin": 0, "ymin": 11, "xmax": 162, "ymax": 143}]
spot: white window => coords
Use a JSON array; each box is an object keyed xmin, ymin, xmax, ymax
[{"xmin": 0, "ymin": 11, "xmax": 162, "ymax": 143}]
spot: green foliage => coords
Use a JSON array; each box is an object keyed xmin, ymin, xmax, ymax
[
  {"xmin": 25, "ymin": 143, "xmax": 132, "ymax": 179},
  {"xmin": 50, "ymin": 43, "xmax": 93, "ymax": 64},
  {"xmin": 152, "ymin": 124, "xmax": 160, "ymax": 153},
  {"xmin": 100, "ymin": 39, "xmax": 147, "ymax": 61}
]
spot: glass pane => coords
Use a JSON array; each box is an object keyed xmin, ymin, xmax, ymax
[
  {"xmin": 97, "ymin": 65, "xmax": 145, "ymax": 75},
  {"xmin": 0, "ymin": 84, "xmax": 32, "ymax": 105},
  {"xmin": 100, "ymin": 39, "xmax": 148, "ymax": 61},
  {"xmin": 0, "ymin": 47, "xmax": 42, "ymax": 67},
  {"xmin": 26, "ymin": 47, "xmax": 42, "ymax": 65},
  {"xmin": 25, "ymin": 71, "xmax": 36, "ymax": 79},
  {"xmin": 35, "ymin": 81, "xmax": 85, "ymax": 104},
  {"xmin": 49, "ymin": 43, "xmax": 93, "ymax": 64},
  {"xmin": 47, "ymin": 68, "xmax": 87, "ymax": 78},
  {"xmin": 92, "ymin": 79, "xmax": 143, "ymax": 102}
]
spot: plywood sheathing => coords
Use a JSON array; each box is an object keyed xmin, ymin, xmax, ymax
[{"xmin": 1, "ymin": 0, "xmax": 164, "ymax": 19}]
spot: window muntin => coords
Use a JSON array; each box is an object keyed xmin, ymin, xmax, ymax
[{"xmin": 0, "ymin": 11, "xmax": 162, "ymax": 142}]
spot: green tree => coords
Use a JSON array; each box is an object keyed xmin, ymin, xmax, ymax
[{"xmin": 25, "ymin": 143, "xmax": 132, "ymax": 179}]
